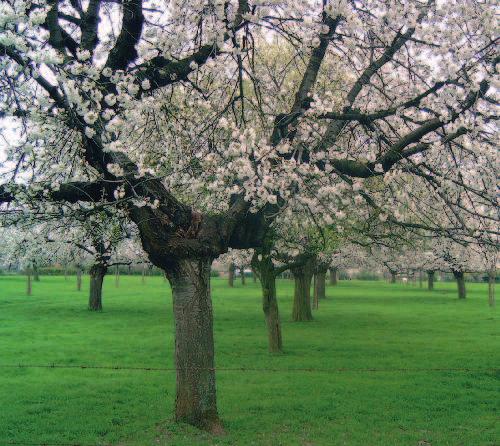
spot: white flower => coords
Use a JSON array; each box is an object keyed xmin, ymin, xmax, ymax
[
  {"xmin": 104, "ymin": 94, "xmax": 116, "ymax": 106},
  {"xmin": 101, "ymin": 67, "xmax": 112, "ymax": 78},
  {"xmin": 77, "ymin": 49, "xmax": 91, "ymax": 61},
  {"xmin": 141, "ymin": 79, "xmax": 151, "ymax": 90},
  {"xmin": 84, "ymin": 111, "xmax": 98, "ymax": 125},
  {"xmin": 84, "ymin": 127, "xmax": 95, "ymax": 138},
  {"xmin": 374, "ymin": 163, "xmax": 384, "ymax": 173},
  {"xmin": 127, "ymin": 83, "xmax": 139, "ymax": 96},
  {"xmin": 311, "ymin": 37, "xmax": 321, "ymax": 48},
  {"xmin": 189, "ymin": 60, "xmax": 199, "ymax": 70}
]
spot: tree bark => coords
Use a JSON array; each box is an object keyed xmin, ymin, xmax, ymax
[
  {"xmin": 312, "ymin": 274, "xmax": 318, "ymax": 310},
  {"xmin": 329, "ymin": 267, "xmax": 338, "ymax": 286},
  {"xmin": 228, "ymin": 263, "xmax": 235, "ymax": 288},
  {"xmin": 315, "ymin": 267, "xmax": 327, "ymax": 299},
  {"xmin": 76, "ymin": 266, "xmax": 82, "ymax": 291},
  {"xmin": 164, "ymin": 258, "xmax": 223, "ymax": 433},
  {"xmin": 419, "ymin": 270, "xmax": 423, "ymax": 288},
  {"xmin": 33, "ymin": 262, "xmax": 40, "ymax": 282},
  {"xmin": 292, "ymin": 258, "xmax": 314, "ymax": 322},
  {"xmin": 89, "ymin": 263, "xmax": 107, "ymax": 311},
  {"xmin": 253, "ymin": 256, "xmax": 283, "ymax": 353},
  {"xmin": 26, "ymin": 270, "xmax": 32, "ymax": 296},
  {"xmin": 453, "ymin": 270, "xmax": 466, "ymax": 299},
  {"xmin": 427, "ymin": 270, "xmax": 435, "ymax": 291},
  {"xmin": 240, "ymin": 267, "xmax": 246, "ymax": 285},
  {"xmin": 390, "ymin": 271, "xmax": 397, "ymax": 283},
  {"xmin": 488, "ymin": 268, "xmax": 496, "ymax": 307}
]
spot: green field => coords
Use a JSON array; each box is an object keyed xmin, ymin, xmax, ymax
[{"xmin": 0, "ymin": 275, "xmax": 498, "ymax": 445}]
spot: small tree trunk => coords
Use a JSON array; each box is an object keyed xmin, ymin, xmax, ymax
[
  {"xmin": 128, "ymin": 264, "xmax": 132, "ymax": 275},
  {"xmin": 33, "ymin": 262, "xmax": 40, "ymax": 282},
  {"xmin": 64, "ymin": 267, "xmax": 68, "ymax": 281},
  {"xmin": 315, "ymin": 267, "xmax": 327, "ymax": 299},
  {"xmin": 115, "ymin": 265, "xmax": 120, "ymax": 288},
  {"xmin": 390, "ymin": 271, "xmax": 396, "ymax": 283},
  {"xmin": 453, "ymin": 270, "xmax": 466, "ymax": 299},
  {"xmin": 253, "ymin": 256, "xmax": 283, "ymax": 353},
  {"xmin": 292, "ymin": 259, "xmax": 314, "ymax": 322},
  {"xmin": 89, "ymin": 263, "xmax": 107, "ymax": 311},
  {"xmin": 164, "ymin": 258, "xmax": 223, "ymax": 433},
  {"xmin": 240, "ymin": 267, "xmax": 246, "ymax": 285},
  {"xmin": 419, "ymin": 270, "xmax": 423, "ymax": 288},
  {"xmin": 488, "ymin": 268, "xmax": 496, "ymax": 307},
  {"xmin": 76, "ymin": 267, "xmax": 82, "ymax": 291},
  {"xmin": 26, "ymin": 269, "xmax": 32, "ymax": 296},
  {"xmin": 312, "ymin": 274, "xmax": 318, "ymax": 310},
  {"xmin": 427, "ymin": 270, "xmax": 435, "ymax": 291},
  {"xmin": 329, "ymin": 267, "xmax": 338, "ymax": 286},
  {"xmin": 228, "ymin": 263, "xmax": 235, "ymax": 287}
]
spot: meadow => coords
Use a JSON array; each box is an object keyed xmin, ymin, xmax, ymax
[{"xmin": 0, "ymin": 275, "xmax": 498, "ymax": 446}]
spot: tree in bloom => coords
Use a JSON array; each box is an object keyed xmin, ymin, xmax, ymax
[{"xmin": 0, "ymin": 0, "xmax": 498, "ymax": 431}]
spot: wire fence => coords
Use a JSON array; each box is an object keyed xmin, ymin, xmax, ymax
[{"xmin": 0, "ymin": 363, "xmax": 498, "ymax": 373}]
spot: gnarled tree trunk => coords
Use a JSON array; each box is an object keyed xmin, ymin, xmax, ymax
[
  {"xmin": 228, "ymin": 263, "xmax": 235, "ymax": 287},
  {"xmin": 164, "ymin": 258, "xmax": 223, "ymax": 434},
  {"xmin": 89, "ymin": 263, "xmax": 107, "ymax": 311},
  {"xmin": 453, "ymin": 270, "xmax": 466, "ymax": 299},
  {"xmin": 329, "ymin": 267, "xmax": 338, "ymax": 286},
  {"xmin": 488, "ymin": 268, "xmax": 496, "ymax": 307},
  {"xmin": 427, "ymin": 270, "xmax": 435, "ymax": 291},
  {"xmin": 292, "ymin": 258, "xmax": 314, "ymax": 322}
]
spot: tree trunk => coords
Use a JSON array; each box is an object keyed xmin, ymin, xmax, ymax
[
  {"xmin": 292, "ymin": 259, "xmax": 314, "ymax": 322},
  {"xmin": 228, "ymin": 263, "xmax": 235, "ymax": 288},
  {"xmin": 315, "ymin": 267, "xmax": 327, "ymax": 299},
  {"xmin": 252, "ymin": 268, "xmax": 257, "ymax": 283},
  {"xmin": 64, "ymin": 267, "xmax": 68, "ymax": 281},
  {"xmin": 329, "ymin": 267, "xmax": 338, "ymax": 286},
  {"xmin": 254, "ymin": 257, "xmax": 283, "ymax": 353},
  {"xmin": 390, "ymin": 271, "xmax": 396, "ymax": 283},
  {"xmin": 76, "ymin": 267, "xmax": 82, "ymax": 291},
  {"xmin": 453, "ymin": 270, "xmax": 466, "ymax": 299},
  {"xmin": 312, "ymin": 274, "xmax": 318, "ymax": 310},
  {"xmin": 164, "ymin": 258, "xmax": 223, "ymax": 433},
  {"xmin": 419, "ymin": 270, "xmax": 423, "ymax": 288},
  {"xmin": 240, "ymin": 267, "xmax": 245, "ymax": 285},
  {"xmin": 89, "ymin": 263, "xmax": 107, "ymax": 311},
  {"xmin": 26, "ymin": 270, "xmax": 32, "ymax": 296},
  {"xmin": 427, "ymin": 270, "xmax": 435, "ymax": 291},
  {"xmin": 142, "ymin": 265, "xmax": 146, "ymax": 284},
  {"xmin": 33, "ymin": 262, "xmax": 40, "ymax": 282},
  {"xmin": 488, "ymin": 268, "xmax": 496, "ymax": 307},
  {"xmin": 115, "ymin": 265, "xmax": 120, "ymax": 288}
]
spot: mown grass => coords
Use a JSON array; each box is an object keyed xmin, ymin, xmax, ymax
[{"xmin": 0, "ymin": 274, "xmax": 498, "ymax": 445}]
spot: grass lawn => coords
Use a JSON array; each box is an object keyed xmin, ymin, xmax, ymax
[{"xmin": 0, "ymin": 275, "xmax": 498, "ymax": 445}]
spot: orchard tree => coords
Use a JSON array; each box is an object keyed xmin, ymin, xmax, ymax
[{"xmin": 1, "ymin": 0, "xmax": 498, "ymax": 432}]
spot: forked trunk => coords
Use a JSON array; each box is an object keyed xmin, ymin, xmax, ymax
[
  {"xmin": 89, "ymin": 263, "xmax": 107, "ymax": 311},
  {"xmin": 228, "ymin": 263, "xmax": 235, "ymax": 287},
  {"xmin": 453, "ymin": 270, "xmax": 466, "ymax": 299},
  {"xmin": 292, "ymin": 259, "xmax": 314, "ymax": 322},
  {"xmin": 488, "ymin": 268, "xmax": 496, "ymax": 307},
  {"xmin": 315, "ymin": 267, "xmax": 327, "ymax": 299},
  {"xmin": 427, "ymin": 270, "xmax": 435, "ymax": 291},
  {"xmin": 329, "ymin": 267, "xmax": 338, "ymax": 286},
  {"xmin": 164, "ymin": 258, "xmax": 223, "ymax": 434}
]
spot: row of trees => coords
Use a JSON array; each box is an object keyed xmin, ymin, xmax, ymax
[{"xmin": 0, "ymin": 0, "xmax": 498, "ymax": 433}]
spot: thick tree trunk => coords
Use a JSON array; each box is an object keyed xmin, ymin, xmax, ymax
[
  {"xmin": 329, "ymin": 267, "xmax": 338, "ymax": 286},
  {"xmin": 240, "ymin": 267, "xmax": 246, "ymax": 285},
  {"xmin": 76, "ymin": 267, "xmax": 82, "ymax": 291},
  {"xmin": 315, "ymin": 267, "xmax": 327, "ymax": 299},
  {"xmin": 89, "ymin": 264, "xmax": 107, "ymax": 311},
  {"xmin": 488, "ymin": 269, "xmax": 496, "ymax": 307},
  {"xmin": 26, "ymin": 270, "xmax": 32, "ymax": 296},
  {"xmin": 427, "ymin": 270, "xmax": 435, "ymax": 291},
  {"xmin": 390, "ymin": 271, "xmax": 396, "ymax": 283},
  {"xmin": 453, "ymin": 270, "xmax": 466, "ymax": 299},
  {"xmin": 228, "ymin": 263, "xmax": 235, "ymax": 288},
  {"xmin": 292, "ymin": 259, "xmax": 314, "ymax": 322},
  {"xmin": 164, "ymin": 258, "xmax": 223, "ymax": 433}
]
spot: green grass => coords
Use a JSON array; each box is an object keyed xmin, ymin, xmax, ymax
[{"xmin": 0, "ymin": 275, "xmax": 498, "ymax": 446}]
